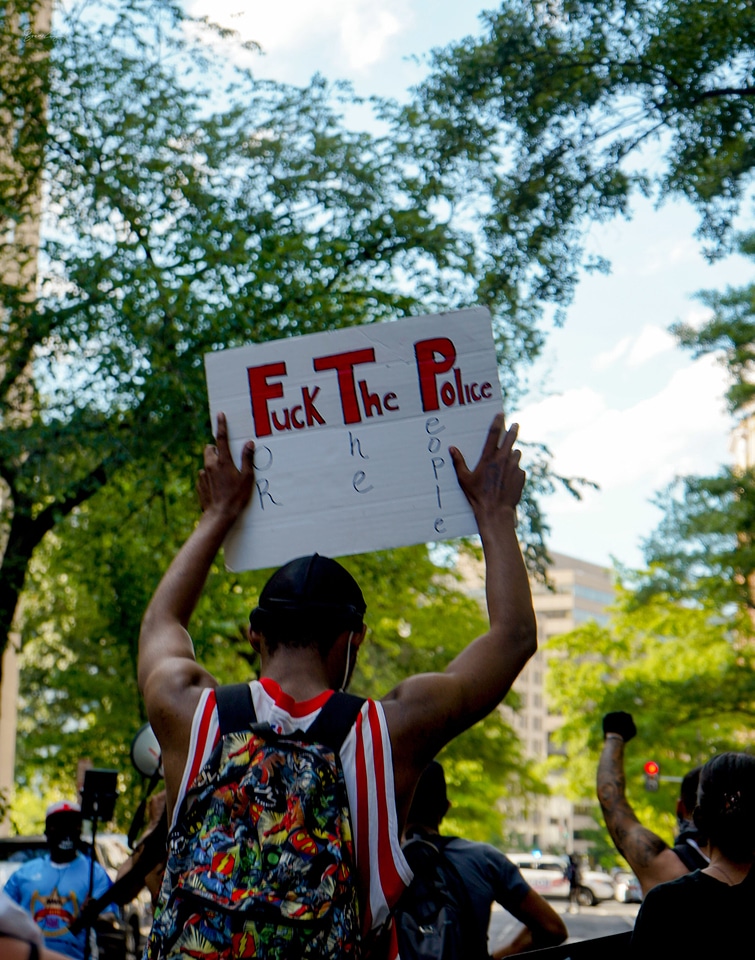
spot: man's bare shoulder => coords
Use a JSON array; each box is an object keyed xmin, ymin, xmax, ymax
[
  {"xmin": 143, "ymin": 656, "xmax": 216, "ymax": 734},
  {"xmin": 144, "ymin": 658, "xmax": 219, "ymax": 814},
  {"xmin": 379, "ymin": 673, "xmax": 463, "ymax": 739}
]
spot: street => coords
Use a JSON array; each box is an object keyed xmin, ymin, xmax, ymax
[{"xmin": 489, "ymin": 899, "xmax": 640, "ymax": 953}]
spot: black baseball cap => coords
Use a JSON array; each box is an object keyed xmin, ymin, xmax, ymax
[
  {"xmin": 408, "ymin": 761, "xmax": 449, "ymax": 826},
  {"xmin": 249, "ymin": 554, "xmax": 366, "ymax": 634}
]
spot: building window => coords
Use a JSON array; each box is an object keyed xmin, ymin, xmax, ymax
[
  {"xmin": 573, "ymin": 609, "xmax": 610, "ymax": 625},
  {"xmin": 573, "ymin": 583, "xmax": 614, "ymax": 605}
]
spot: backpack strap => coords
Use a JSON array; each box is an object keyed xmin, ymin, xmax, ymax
[
  {"xmin": 307, "ymin": 692, "xmax": 366, "ymax": 751},
  {"xmin": 215, "ymin": 683, "xmax": 364, "ymax": 750},
  {"xmin": 402, "ymin": 832, "xmax": 469, "ymax": 889},
  {"xmin": 215, "ymin": 682, "xmax": 257, "ymax": 735}
]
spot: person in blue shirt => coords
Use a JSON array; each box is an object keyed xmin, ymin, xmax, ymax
[
  {"xmin": 4, "ymin": 801, "xmax": 114, "ymax": 960},
  {"xmin": 401, "ymin": 761, "xmax": 568, "ymax": 958}
]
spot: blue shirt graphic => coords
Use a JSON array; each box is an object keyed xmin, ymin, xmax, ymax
[{"xmin": 4, "ymin": 851, "xmax": 114, "ymax": 960}]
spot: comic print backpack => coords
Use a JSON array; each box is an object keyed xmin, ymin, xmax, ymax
[{"xmin": 146, "ymin": 683, "xmax": 365, "ymax": 960}]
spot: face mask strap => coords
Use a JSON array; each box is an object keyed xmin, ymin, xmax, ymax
[{"xmin": 340, "ymin": 632, "xmax": 354, "ymax": 692}]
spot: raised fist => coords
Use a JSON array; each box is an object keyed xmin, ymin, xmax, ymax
[{"xmin": 602, "ymin": 711, "xmax": 637, "ymax": 742}]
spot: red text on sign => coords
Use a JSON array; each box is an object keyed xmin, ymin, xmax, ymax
[
  {"xmin": 414, "ymin": 337, "xmax": 494, "ymax": 412},
  {"xmin": 313, "ymin": 348, "xmax": 398, "ymax": 424},
  {"xmin": 247, "ymin": 361, "xmax": 326, "ymax": 437}
]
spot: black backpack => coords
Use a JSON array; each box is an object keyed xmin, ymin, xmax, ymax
[{"xmin": 394, "ymin": 833, "xmax": 488, "ymax": 960}]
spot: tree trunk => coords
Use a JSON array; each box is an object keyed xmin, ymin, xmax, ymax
[{"xmin": 0, "ymin": 508, "xmax": 44, "ymax": 683}]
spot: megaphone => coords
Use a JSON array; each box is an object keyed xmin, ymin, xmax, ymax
[{"xmin": 130, "ymin": 723, "xmax": 162, "ymax": 779}]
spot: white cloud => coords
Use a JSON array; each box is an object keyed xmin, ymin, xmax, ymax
[
  {"xmin": 515, "ymin": 387, "xmax": 607, "ymax": 439},
  {"xmin": 517, "ymin": 354, "xmax": 731, "ymax": 494},
  {"xmin": 188, "ymin": 0, "xmax": 410, "ymax": 71},
  {"xmin": 667, "ymin": 236, "xmax": 700, "ymax": 266},
  {"xmin": 679, "ymin": 303, "xmax": 715, "ymax": 330},
  {"xmin": 515, "ymin": 354, "xmax": 733, "ymax": 567},
  {"xmin": 341, "ymin": 7, "xmax": 404, "ymax": 68},
  {"xmin": 591, "ymin": 326, "xmax": 675, "ymax": 374},
  {"xmin": 626, "ymin": 325, "xmax": 675, "ymax": 366},
  {"xmin": 590, "ymin": 325, "xmax": 675, "ymax": 374},
  {"xmin": 593, "ymin": 336, "xmax": 631, "ymax": 371}
]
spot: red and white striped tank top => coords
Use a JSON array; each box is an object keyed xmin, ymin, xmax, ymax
[{"xmin": 173, "ymin": 677, "xmax": 412, "ymax": 954}]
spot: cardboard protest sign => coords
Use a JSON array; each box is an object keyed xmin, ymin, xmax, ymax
[{"xmin": 204, "ymin": 306, "xmax": 503, "ymax": 570}]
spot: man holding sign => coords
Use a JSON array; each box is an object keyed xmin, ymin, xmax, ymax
[{"xmin": 138, "ymin": 409, "xmax": 536, "ymax": 959}]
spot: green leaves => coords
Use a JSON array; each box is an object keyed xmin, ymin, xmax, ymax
[
  {"xmin": 546, "ymin": 586, "xmax": 754, "ymax": 856},
  {"xmin": 16, "ymin": 486, "xmax": 538, "ymax": 835},
  {"xmin": 1, "ymin": 0, "xmax": 538, "ymax": 666},
  {"xmin": 638, "ymin": 233, "xmax": 755, "ymax": 609},
  {"xmin": 397, "ymin": 0, "xmax": 755, "ymax": 331},
  {"xmin": 539, "ymin": 225, "xmax": 755, "ymax": 864}
]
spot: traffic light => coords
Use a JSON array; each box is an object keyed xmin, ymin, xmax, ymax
[{"xmin": 644, "ymin": 760, "xmax": 660, "ymax": 792}]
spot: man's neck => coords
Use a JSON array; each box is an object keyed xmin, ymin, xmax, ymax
[
  {"xmin": 406, "ymin": 824, "xmax": 441, "ymax": 837},
  {"xmin": 50, "ymin": 853, "xmax": 77, "ymax": 866},
  {"xmin": 261, "ymin": 655, "xmax": 332, "ymax": 701}
]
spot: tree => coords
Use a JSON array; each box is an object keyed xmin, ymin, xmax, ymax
[
  {"xmin": 394, "ymin": 0, "xmax": 755, "ymax": 327},
  {"xmin": 541, "ymin": 232, "xmax": 755, "ymax": 861},
  {"xmin": 639, "ymin": 469, "xmax": 755, "ymax": 613},
  {"xmin": 638, "ymin": 231, "xmax": 755, "ymax": 609},
  {"xmin": 16, "ymin": 472, "xmax": 542, "ymax": 835},
  {"xmin": 1, "ymin": 0, "xmax": 566, "ymax": 678},
  {"xmin": 544, "ymin": 584, "xmax": 755, "ymax": 856}
]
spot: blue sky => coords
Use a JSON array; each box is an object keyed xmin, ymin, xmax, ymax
[{"xmin": 188, "ymin": 0, "xmax": 751, "ymax": 571}]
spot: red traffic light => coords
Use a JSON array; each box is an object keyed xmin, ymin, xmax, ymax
[{"xmin": 644, "ymin": 760, "xmax": 660, "ymax": 776}]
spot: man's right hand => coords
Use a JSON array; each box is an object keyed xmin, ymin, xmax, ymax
[
  {"xmin": 602, "ymin": 711, "xmax": 637, "ymax": 742},
  {"xmin": 449, "ymin": 413, "xmax": 525, "ymax": 522}
]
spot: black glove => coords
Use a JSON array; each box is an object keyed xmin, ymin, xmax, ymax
[{"xmin": 602, "ymin": 711, "xmax": 636, "ymax": 742}]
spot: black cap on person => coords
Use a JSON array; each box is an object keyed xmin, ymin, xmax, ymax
[{"xmin": 249, "ymin": 554, "xmax": 366, "ymax": 635}]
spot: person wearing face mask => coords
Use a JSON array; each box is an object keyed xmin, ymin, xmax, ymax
[
  {"xmin": 138, "ymin": 411, "xmax": 536, "ymax": 960},
  {"xmin": 3, "ymin": 801, "xmax": 114, "ymax": 960}
]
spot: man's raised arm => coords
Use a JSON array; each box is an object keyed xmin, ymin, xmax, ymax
[
  {"xmin": 383, "ymin": 413, "xmax": 537, "ymax": 787},
  {"xmin": 137, "ymin": 413, "xmax": 255, "ymax": 806},
  {"xmin": 597, "ymin": 711, "xmax": 687, "ymax": 896}
]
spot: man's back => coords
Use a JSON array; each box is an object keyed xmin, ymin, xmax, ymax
[
  {"xmin": 441, "ymin": 837, "xmax": 530, "ymax": 935},
  {"xmin": 155, "ymin": 679, "xmax": 410, "ymax": 940},
  {"xmin": 395, "ymin": 832, "xmax": 489, "ymax": 960},
  {"xmin": 138, "ymin": 412, "xmax": 537, "ymax": 956}
]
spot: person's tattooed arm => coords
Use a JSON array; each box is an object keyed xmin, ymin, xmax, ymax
[{"xmin": 597, "ymin": 735, "xmax": 688, "ymax": 896}]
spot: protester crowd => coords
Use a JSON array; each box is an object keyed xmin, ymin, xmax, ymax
[{"xmin": 3, "ymin": 412, "xmax": 752, "ymax": 959}]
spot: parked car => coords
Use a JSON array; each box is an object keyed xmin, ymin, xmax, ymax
[
  {"xmin": 505, "ymin": 852, "xmax": 615, "ymax": 906},
  {"xmin": 613, "ymin": 869, "xmax": 642, "ymax": 903},
  {"xmin": 0, "ymin": 832, "xmax": 152, "ymax": 960}
]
